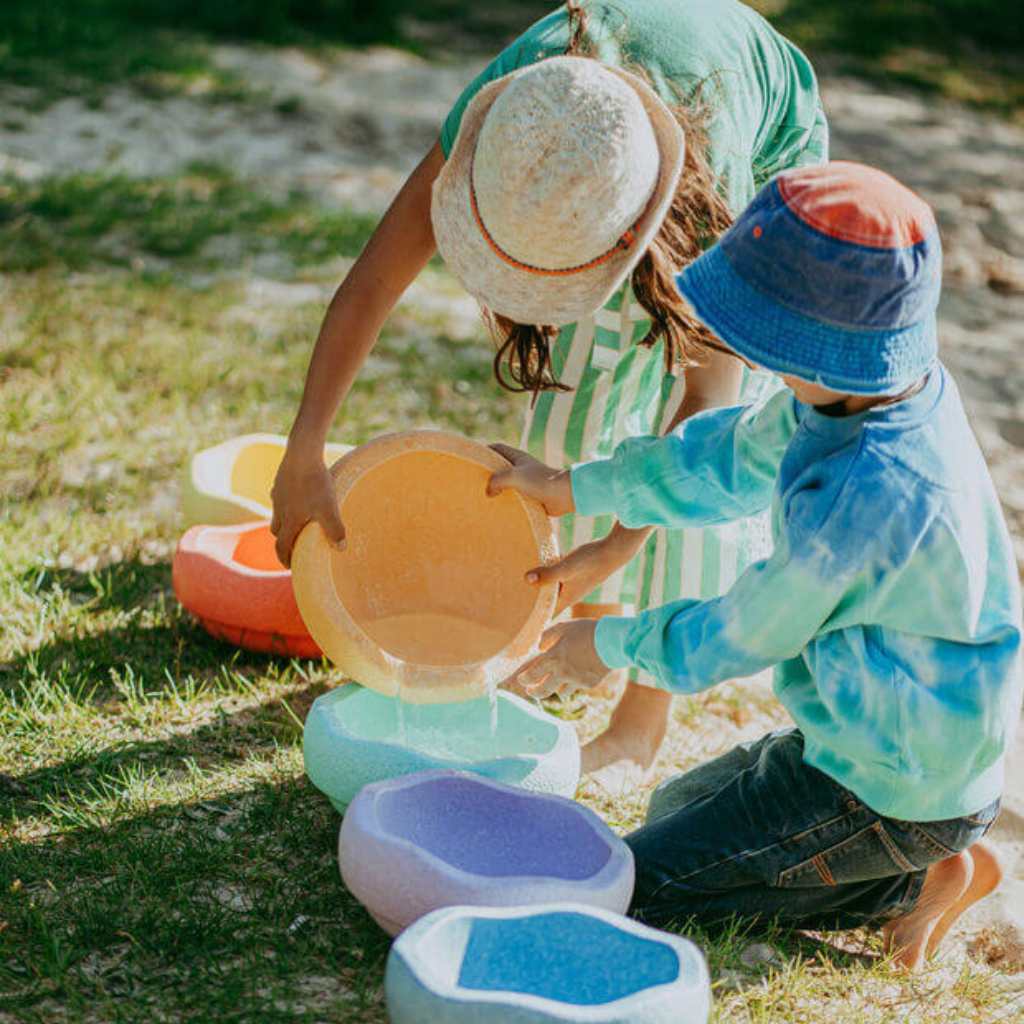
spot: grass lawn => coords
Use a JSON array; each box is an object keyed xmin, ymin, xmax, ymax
[
  {"xmin": 2, "ymin": 181, "xmax": 1020, "ymax": 1024},
  {"xmin": 0, "ymin": 254, "xmax": 519, "ymax": 1022},
  {"xmin": 2, "ymin": 2, "xmax": 1022, "ymax": 1021}
]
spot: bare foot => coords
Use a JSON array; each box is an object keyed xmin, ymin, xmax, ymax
[
  {"xmin": 925, "ymin": 841, "xmax": 1004, "ymax": 958},
  {"xmin": 881, "ymin": 852, "xmax": 973, "ymax": 971},
  {"xmin": 581, "ymin": 682, "xmax": 671, "ymax": 774}
]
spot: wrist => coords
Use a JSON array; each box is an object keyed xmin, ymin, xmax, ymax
[
  {"xmin": 556, "ymin": 469, "xmax": 575, "ymax": 514},
  {"xmin": 593, "ymin": 616, "xmax": 634, "ymax": 670},
  {"xmin": 286, "ymin": 417, "xmax": 330, "ymax": 457},
  {"xmin": 570, "ymin": 459, "xmax": 617, "ymax": 517}
]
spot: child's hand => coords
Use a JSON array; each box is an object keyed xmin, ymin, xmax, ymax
[
  {"xmin": 503, "ymin": 621, "xmax": 610, "ymax": 699},
  {"xmin": 270, "ymin": 447, "xmax": 346, "ymax": 567},
  {"xmin": 526, "ymin": 523, "xmax": 651, "ymax": 616},
  {"xmin": 487, "ymin": 444, "xmax": 574, "ymax": 517}
]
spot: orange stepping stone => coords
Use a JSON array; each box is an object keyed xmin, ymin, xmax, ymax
[{"xmin": 173, "ymin": 521, "xmax": 320, "ymax": 658}]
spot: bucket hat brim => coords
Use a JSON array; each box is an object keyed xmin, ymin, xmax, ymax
[
  {"xmin": 431, "ymin": 63, "xmax": 685, "ymax": 327},
  {"xmin": 676, "ymin": 245, "xmax": 938, "ymax": 396}
]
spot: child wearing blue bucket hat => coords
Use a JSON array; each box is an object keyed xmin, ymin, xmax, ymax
[{"xmin": 492, "ymin": 161, "xmax": 1022, "ymax": 969}]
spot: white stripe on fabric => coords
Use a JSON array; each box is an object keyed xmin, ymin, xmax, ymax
[
  {"xmin": 719, "ymin": 522, "xmax": 741, "ymax": 590},
  {"xmin": 518, "ymin": 410, "xmax": 532, "ymax": 449},
  {"xmin": 543, "ymin": 314, "xmax": 595, "ymax": 469},
  {"xmin": 582, "ymin": 298, "xmax": 631, "ymax": 603},
  {"xmin": 572, "ymin": 509, "xmax": 596, "ymax": 548},
  {"xmin": 648, "ymin": 529, "xmax": 670, "ymax": 608},
  {"xmin": 619, "ymin": 292, "xmax": 633, "ymax": 340},
  {"xmin": 593, "ymin": 308, "xmax": 621, "ymax": 332},
  {"xmin": 590, "ymin": 345, "xmax": 620, "ymax": 371},
  {"xmin": 596, "ymin": 561, "xmax": 631, "ymax": 605},
  {"xmin": 615, "ymin": 353, "xmax": 653, "ymax": 440},
  {"xmin": 579, "ymin": 368, "xmax": 614, "ymax": 463},
  {"xmin": 680, "ymin": 527, "xmax": 705, "ymax": 600}
]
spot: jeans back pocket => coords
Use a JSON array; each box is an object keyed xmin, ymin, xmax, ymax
[{"xmin": 777, "ymin": 821, "xmax": 920, "ymax": 888}]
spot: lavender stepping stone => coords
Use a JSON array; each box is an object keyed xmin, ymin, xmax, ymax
[
  {"xmin": 304, "ymin": 684, "xmax": 580, "ymax": 812},
  {"xmin": 386, "ymin": 904, "xmax": 711, "ymax": 1023},
  {"xmin": 339, "ymin": 770, "xmax": 633, "ymax": 936}
]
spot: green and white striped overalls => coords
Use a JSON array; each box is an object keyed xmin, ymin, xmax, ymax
[{"xmin": 521, "ymin": 283, "xmax": 780, "ymax": 686}]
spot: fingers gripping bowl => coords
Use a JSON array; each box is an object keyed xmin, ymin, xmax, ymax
[{"xmin": 290, "ymin": 431, "xmax": 559, "ymax": 703}]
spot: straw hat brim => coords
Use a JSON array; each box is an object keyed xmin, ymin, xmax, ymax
[{"xmin": 431, "ymin": 63, "xmax": 686, "ymax": 327}]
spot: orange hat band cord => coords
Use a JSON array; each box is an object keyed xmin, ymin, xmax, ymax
[{"xmin": 468, "ymin": 161, "xmax": 638, "ymax": 278}]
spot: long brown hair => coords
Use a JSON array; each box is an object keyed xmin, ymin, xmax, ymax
[{"xmin": 485, "ymin": 1, "xmax": 734, "ymax": 395}]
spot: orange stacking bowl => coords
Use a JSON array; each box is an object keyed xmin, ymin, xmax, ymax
[
  {"xmin": 291, "ymin": 431, "xmax": 558, "ymax": 703},
  {"xmin": 173, "ymin": 522, "xmax": 320, "ymax": 657}
]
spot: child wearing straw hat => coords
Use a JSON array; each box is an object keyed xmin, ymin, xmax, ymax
[
  {"xmin": 493, "ymin": 161, "xmax": 1020, "ymax": 969},
  {"xmin": 271, "ymin": 0, "xmax": 829, "ymax": 774}
]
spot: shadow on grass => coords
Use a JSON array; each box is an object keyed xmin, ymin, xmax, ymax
[
  {"xmin": 676, "ymin": 913, "xmax": 880, "ymax": 981},
  {"xmin": 1, "ymin": 618, "xmax": 284, "ymax": 699},
  {"xmin": 755, "ymin": 0, "xmax": 1024, "ymax": 115},
  {"xmin": 1, "ymin": 743, "xmax": 879, "ymax": 1021},
  {"xmin": 2, "ymin": 558, "xmax": 329, "ymax": 706},
  {"xmin": 0, "ymin": 775, "xmax": 390, "ymax": 1022},
  {"xmin": 2, "ymin": 682, "xmax": 329, "ymax": 820},
  {"xmin": 16, "ymin": 559, "xmax": 175, "ymax": 616}
]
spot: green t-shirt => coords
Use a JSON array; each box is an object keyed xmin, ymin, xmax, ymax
[{"xmin": 440, "ymin": 0, "xmax": 828, "ymax": 215}]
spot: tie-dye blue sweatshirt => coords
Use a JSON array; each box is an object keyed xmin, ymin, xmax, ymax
[{"xmin": 572, "ymin": 365, "xmax": 1022, "ymax": 821}]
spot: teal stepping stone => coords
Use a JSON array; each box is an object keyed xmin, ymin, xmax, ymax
[{"xmin": 303, "ymin": 684, "xmax": 580, "ymax": 811}]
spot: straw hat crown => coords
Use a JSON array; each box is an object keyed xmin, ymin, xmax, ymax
[
  {"xmin": 432, "ymin": 55, "xmax": 685, "ymax": 326},
  {"xmin": 472, "ymin": 57, "xmax": 660, "ymax": 272}
]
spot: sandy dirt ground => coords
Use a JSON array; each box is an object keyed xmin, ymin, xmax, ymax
[{"xmin": 2, "ymin": 42, "xmax": 1022, "ymax": 975}]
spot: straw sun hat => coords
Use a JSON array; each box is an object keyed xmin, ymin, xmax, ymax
[{"xmin": 431, "ymin": 56, "xmax": 686, "ymax": 327}]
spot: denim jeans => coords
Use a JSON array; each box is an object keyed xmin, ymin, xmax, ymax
[{"xmin": 626, "ymin": 729, "xmax": 999, "ymax": 930}]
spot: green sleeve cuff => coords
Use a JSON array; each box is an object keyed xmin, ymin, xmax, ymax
[
  {"xmin": 594, "ymin": 616, "xmax": 634, "ymax": 671},
  {"xmin": 571, "ymin": 460, "xmax": 618, "ymax": 517}
]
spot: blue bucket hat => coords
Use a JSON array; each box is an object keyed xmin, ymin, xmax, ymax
[{"xmin": 676, "ymin": 161, "xmax": 942, "ymax": 395}]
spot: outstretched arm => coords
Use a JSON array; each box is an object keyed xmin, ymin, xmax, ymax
[
  {"xmin": 570, "ymin": 351, "xmax": 745, "ymax": 599},
  {"xmin": 507, "ymin": 485, "xmax": 855, "ymax": 698},
  {"xmin": 271, "ymin": 142, "xmax": 444, "ymax": 564},
  {"xmin": 508, "ymin": 350, "xmax": 748, "ymax": 615},
  {"xmin": 571, "ymin": 386, "xmax": 797, "ymax": 530}
]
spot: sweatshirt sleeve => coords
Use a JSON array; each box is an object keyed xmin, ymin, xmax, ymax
[
  {"xmin": 571, "ymin": 389, "xmax": 797, "ymax": 528},
  {"xmin": 594, "ymin": 476, "xmax": 860, "ymax": 691}
]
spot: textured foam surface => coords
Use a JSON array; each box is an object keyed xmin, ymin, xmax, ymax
[
  {"xmin": 375, "ymin": 775, "xmax": 609, "ymax": 879},
  {"xmin": 338, "ymin": 771, "xmax": 632, "ymax": 937},
  {"xmin": 386, "ymin": 904, "xmax": 711, "ymax": 1023},
  {"xmin": 303, "ymin": 685, "xmax": 579, "ymax": 812},
  {"xmin": 457, "ymin": 914, "xmax": 679, "ymax": 1003}
]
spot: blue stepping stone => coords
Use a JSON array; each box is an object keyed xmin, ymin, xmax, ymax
[{"xmin": 386, "ymin": 903, "xmax": 710, "ymax": 1023}]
